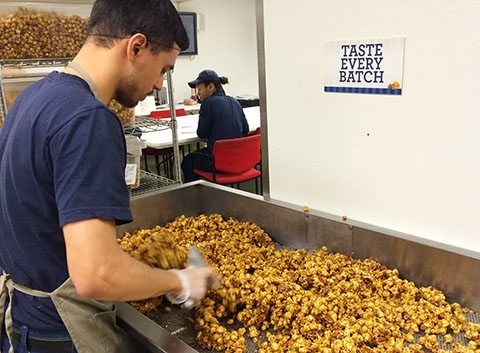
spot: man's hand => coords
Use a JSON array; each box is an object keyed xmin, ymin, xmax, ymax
[{"xmin": 166, "ymin": 267, "xmax": 220, "ymax": 305}]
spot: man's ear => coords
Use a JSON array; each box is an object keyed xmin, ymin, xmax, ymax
[{"xmin": 127, "ymin": 33, "xmax": 148, "ymax": 61}]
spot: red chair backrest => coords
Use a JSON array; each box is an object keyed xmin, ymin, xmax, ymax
[
  {"xmin": 151, "ymin": 108, "xmax": 186, "ymax": 119},
  {"xmin": 212, "ymin": 134, "xmax": 261, "ymax": 174}
]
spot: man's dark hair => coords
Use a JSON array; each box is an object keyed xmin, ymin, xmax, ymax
[{"xmin": 87, "ymin": 0, "xmax": 189, "ymax": 53}]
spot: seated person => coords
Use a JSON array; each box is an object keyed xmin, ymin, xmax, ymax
[{"xmin": 181, "ymin": 69, "xmax": 249, "ymax": 182}]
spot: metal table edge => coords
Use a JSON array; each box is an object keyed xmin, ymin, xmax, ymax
[
  {"xmin": 117, "ymin": 302, "xmax": 198, "ymax": 353},
  {"xmin": 266, "ymin": 197, "xmax": 480, "ymax": 261},
  {"xmin": 131, "ymin": 181, "xmax": 479, "ymax": 260},
  {"xmin": 130, "ymin": 180, "xmax": 265, "ymax": 201}
]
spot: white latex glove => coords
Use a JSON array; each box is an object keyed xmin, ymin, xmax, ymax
[{"xmin": 166, "ymin": 267, "xmax": 218, "ymax": 305}]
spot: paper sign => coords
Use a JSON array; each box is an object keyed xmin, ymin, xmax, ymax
[
  {"xmin": 125, "ymin": 164, "xmax": 138, "ymax": 185},
  {"xmin": 324, "ymin": 38, "xmax": 405, "ymax": 95}
]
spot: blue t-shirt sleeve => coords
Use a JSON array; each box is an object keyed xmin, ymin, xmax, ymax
[{"xmin": 48, "ymin": 107, "xmax": 133, "ymax": 227}]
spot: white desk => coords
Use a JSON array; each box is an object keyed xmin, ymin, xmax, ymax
[
  {"xmin": 154, "ymin": 103, "xmax": 201, "ymax": 115},
  {"xmin": 140, "ymin": 106, "xmax": 260, "ymax": 149},
  {"xmin": 175, "ymin": 103, "xmax": 201, "ymax": 114}
]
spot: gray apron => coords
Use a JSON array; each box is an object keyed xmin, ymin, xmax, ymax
[
  {"xmin": 0, "ymin": 62, "xmax": 128, "ymax": 353},
  {"xmin": 0, "ymin": 272, "xmax": 128, "ymax": 353}
]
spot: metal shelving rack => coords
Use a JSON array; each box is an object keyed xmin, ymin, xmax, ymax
[
  {"xmin": 0, "ymin": 58, "xmax": 72, "ymax": 118},
  {"xmin": 0, "ymin": 59, "xmax": 183, "ymax": 191},
  {"xmin": 129, "ymin": 116, "xmax": 171, "ymax": 133},
  {"xmin": 166, "ymin": 70, "xmax": 183, "ymax": 182},
  {"xmin": 130, "ymin": 171, "xmax": 180, "ymax": 197},
  {"xmin": 0, "ymin": 67, "xmax": 7, "ymax": 120}
]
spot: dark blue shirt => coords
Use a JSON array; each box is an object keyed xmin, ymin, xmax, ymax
[
  {"xmin": 0, "ymin": 72, "xmax": 132, "ymax": 330},
  {"xmin": 197, "ymin": 90, "xmax": 249, "ymax": 152}
]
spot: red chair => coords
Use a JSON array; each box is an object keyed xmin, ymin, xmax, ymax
[
  {"xmin": 143, "ymin": 109, "xmax": 187, "ymax": 177},
  {"xmin": 151, "ymin": 108, "xmax": 186, "ymax": 119},
  {"xmin": 193, "ymin": 134, "xmax": 262, "ymax": 194},
  {"xmin": 252, "ymin": 127, "xmax": 262, "ymax": 192}
]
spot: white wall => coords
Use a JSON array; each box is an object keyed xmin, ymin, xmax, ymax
[
  {"xmin": 263, "ymin": 0, "xmax": 480, "ymax": 253},
  {"xmin": 171, "ymin": 0, "xmax": 258, "ymax": 102}
]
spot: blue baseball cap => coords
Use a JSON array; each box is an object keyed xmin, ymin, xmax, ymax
[{"xmin": 188, "ymin": 70, "xmax": 220, "ymax": 88}]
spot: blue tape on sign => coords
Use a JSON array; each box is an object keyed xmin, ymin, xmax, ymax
[{"xmin": 324, "ymin": 87, "xmax": 402, "ymax": 95}]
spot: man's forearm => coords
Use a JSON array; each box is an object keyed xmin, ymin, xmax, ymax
[
  {"xmin": 64, "ymin": 218, "xmax": 183, "ymax": 301},
  {"xmin": 83, "ymin": 249, "xmax": 182, "ymax": 301}
]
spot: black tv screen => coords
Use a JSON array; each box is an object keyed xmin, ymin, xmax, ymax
[{"xmin": 179, "ymin": 12, "xmax": 198, "ymax": 55}]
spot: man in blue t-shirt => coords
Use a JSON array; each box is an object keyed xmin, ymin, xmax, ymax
[
  {"xmin": 181, "ymin": 69, "xmax": 249, "ymax": 182},
  {"xmin": 0, "ymin": 1, "xmax": 217, "ymax": 351}
]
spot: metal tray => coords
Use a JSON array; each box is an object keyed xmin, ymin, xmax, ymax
[{"xmin": 117, "ymin": 181, "xmax": 480, "ymax": 353}]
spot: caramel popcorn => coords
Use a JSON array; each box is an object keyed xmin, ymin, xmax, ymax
[
  {"xmin": 120, "ymin": 214, "xmax": 479, "ymax": 352},
  {"xmin": 0, "ymin": 8, "xmax": 88, "ymax": 59}
]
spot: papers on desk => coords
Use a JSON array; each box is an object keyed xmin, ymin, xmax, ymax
[{"xmin": 178, "ymin": 124, "xmax": 196, "ymax": 134}]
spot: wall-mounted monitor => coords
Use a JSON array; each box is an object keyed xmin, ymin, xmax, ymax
[{"xmin": 179, "ymin": 12, "xmax": 198, "ymax": 56}]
